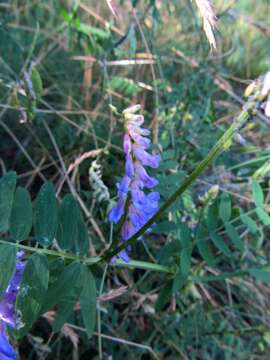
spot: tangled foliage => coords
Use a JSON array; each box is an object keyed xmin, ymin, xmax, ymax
[{"xmin": 0, "ymin": 1, "xmax": 270, "ymax": 359}]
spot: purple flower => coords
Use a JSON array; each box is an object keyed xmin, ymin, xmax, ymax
[
  {"xmin": 108, "ymin": 105, "xmax": 160, "ymax": 261},
  {"xmin": 0, "ymin": 251, "xmax": 25, "ymax": 360}
]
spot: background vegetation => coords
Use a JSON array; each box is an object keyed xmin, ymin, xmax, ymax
[{"xmin": 1, "ymin": 0, "xmax": 270, "ymax": 359}]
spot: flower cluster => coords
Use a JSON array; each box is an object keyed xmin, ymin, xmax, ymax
[
  {"xmin": 109, "ymin": 105, "xmax": 160, "ymax": 261},
  {"xmin": 0, "ymin": 251, "xmax": 25, "ymax": 360}
]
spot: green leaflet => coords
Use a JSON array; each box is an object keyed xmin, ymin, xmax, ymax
[
  {"xmin": 179, "ymin": 224, "xmax": 192, "ymax": 277},
  {"xmin": 255, "ymin": 207, "xmax": 270, "ymax": 226},
  {"xmin": 207, "ymin": 200, "xmax": 219, "ymax": 231},
  {"xmin": 157, "ymin": 240, "xmax": 181, "ymax": 264},
  {"xmin": 16, "ymin": 253, "xmax": 49, "ymax": 338},
  {"xmin": 76, "ymin": 214, "xmax": 90, "ymax": 255},
  {"xmin": 31, "ymin": 67, "xmax": 43, "ymax": 99},
  {"xmin": 224, "ymin": 222, "xmax": 245, "ymax": 252},
  {"xmin": 207, "ymin": 201, "xmax": 232, "ymax": 257},
  {"xmin": 209, "ymin": 231, "xmax": 231, "ymax": 257},
  {"xmin": 252, "ymin": 179, "xmax": 264, "ymax": 207},
  {"xmin": 171, "ymin": 224, "xmax": 192, "ymax": 293},
  {"xmin": 179, "ymin": 223, "xmax": 191, "ymax": 248},
  {"xmin": 219, "ymin": 193, "xmax": 231, "ymax": 223},
  {"xmin": 34, "ymin": 182, "xmax": 58, "ymax": 246},
  {"xmin": 240, "ymin": 213, "xmax": 260, "ymax": 235},
  {"xmin": 57, "ymin": 194, "xmax": 89, "ymax": 254},
  {"xmin": 79, "ymin": 264, "xmax": 97, "ymax": 338},
  {"xmin": 197, "ymin": 239, "xmax": 216, "ymax": 267},
  {"xmin": 10, "ymin": 187, "xmax": 32, "ymax": 241},
  {"xmin": 180, "ymin": 247, "xmax": 192, "ymax": 277},
  {"xmin": 173, "ymin": 270, "xmax": 187, "ymax": 293},
  {"xmin": 153, "ymin": 221, "xmax": 178, "ymax": 234},
  {"xmin": 251, "ymin": 179, "xmax": 270, "ymax": 226},
  {"xmin": 0, "ymin": 171, "xmax": 17, "ymax": 232},
  {"xmin": 0, "ymin": 243, "xmax": 16, "ymax": 297},
  {"xmin": 57, "ymin": 194, "xmax": 79, "ymax": 251},
  {"xmin": 41, "ymin": 261, "xmax": 81, "ymax": 314},
  {"xmin": 217, "ymin": 193, "xmax": 245, "ymax": 253},
  {"xmin": 248, "ymin": 268, "xmax": 270, "ymax": 284},
  {"xmin": 155, "ymin": 280, "xmax": 173, "ymax": 311},
  {"xmin": 77, "ymin": 23, "xmax": 110, "ymax": 39},
  {"xmin": 53, "ymin": 274, "xmax": 83, "ymax": 333},
  {"xmin": 196, "ymin": 225, "xmax": 216, "ymax": 267},
  {"xmin": 241, "ymin": 213, "xmax": 263, "ymax": 249}
]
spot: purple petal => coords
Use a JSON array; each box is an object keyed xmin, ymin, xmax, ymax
[
  {"xmin": 123, "ymin": 134, "xmax": 132, "ymax": 155},
  {"xmin": 127, "ymin": 114, "xmax": 144, "ymax": 125},
  {"xmin": 117, "ymin": 176, "xmax": 131, "ymax": 194},
  {"xmin": 130, "ymin": 181, "xmax": 145, "ymax": 204},
  {"xmin": 0, "ymin": 303, "xmax": 14, "ymax": 328},
  {"xmin": 108, "ymin": 196, "xmax": 126, "ymax": 223},
  {"xmin": 133, "ymin": 135, "xmax": 150, "ymax": 149},
  {"xmin": 133, "ymin": 145, "xmax": 161, "ymax": 168},
  {"xmin": 132, "ymin": 192, "xmax": 159, "ymax": 214},
  {"xmin": 130, "ymin": 205, "xmax": 147, "ymax": 227},
  {"xmin": 121, "ymin": 221, "xmax": 130, "ymax": 240},
  {"xmin": 0, "ymin": 252, "xmax": 25, "ymax": 330},
  {"xmin": 125, "ymin": 153, "xmax": 134, "ymax": 177},
  {"xmin": 119, "ymin": 249, "xmax": 130, "ymax": 263},
  {"xmin": 127, "ymin": 126, "xmax": 150, "ymax": 148},
  {"xmin": 147, "ymin": 192, "xmax": 160, "ymax": 202},
  {"xmin": 135, "ymin": 162, "xmax": 158, "ymax": 188},
  {"xmin": 123, "ymin": 105, "xmax": 141, "ymax": 115},
  {"xmin": 127, "ymin": 122, "xmax": 151, "ymax": 137},
  {"xmin": 121, "ymin": 221, "xmax": 133, "ymax": 240},
  {"xmin": 0, "ymin": 324, "xmax": 16, "ymax": 360}
]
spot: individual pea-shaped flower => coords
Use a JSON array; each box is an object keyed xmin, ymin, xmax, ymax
[
  {"xmin": 0, "ymin": 251, "xmax": 26, "ymax": 360},
  {"xmin": 108, "ymin": 105, "xmax": 161, "ymax": 262}
]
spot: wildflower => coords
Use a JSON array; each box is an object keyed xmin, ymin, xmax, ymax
[
  {"xmin": 0, "ymin": 251, "xmax": 25, "ymax": 360},
  {"xmin": 109, "ymin": 105, "xmax": 160, "ymax": 261}
]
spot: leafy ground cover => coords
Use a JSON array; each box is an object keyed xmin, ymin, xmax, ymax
[{"xmin": 0, "ymin": 1, "xmax": 270, "ymax": 359}]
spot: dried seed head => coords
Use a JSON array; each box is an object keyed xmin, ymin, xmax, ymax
[{"xmin": 195, "ymin": 0, "xmax": 218, "ymax": 49}]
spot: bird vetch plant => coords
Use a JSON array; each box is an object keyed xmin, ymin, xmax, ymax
[{"xmin": 108, "ymin": 105, "xmax": 160, "ymax": 262}]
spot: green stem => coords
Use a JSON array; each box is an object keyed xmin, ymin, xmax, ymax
[
  {"xmin": 101, "ymin": 108, "xmax": 251, "ymax": 263},
  {"xmin": 0, "ymin": 239, "xmax": 173, "ymax": 274},
  {"xmin": 114, "ymin": 259, "xmax": 174, "ymax": 273}
]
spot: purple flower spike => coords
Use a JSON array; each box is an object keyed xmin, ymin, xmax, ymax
[
  {"xmin": 0, "ymin": 251, "xmax": 26, "ymax": 360},
  {"xmin": 108, "ymin": 105, "xmax": 160, "ymax": 261}
]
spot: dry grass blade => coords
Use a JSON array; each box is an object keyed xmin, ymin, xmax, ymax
[
  {"xmin": 98, "ymin": 286, "xmax": 128, "ymax": 302},
  {"xmin": 194, "ymin": 0, "xmax": 218, "ymax": 49},
  {"xmin": 67, "ymin": 149, "xmax": 104, "ymax": 174},
  {"xmin": 74, "ymin": 287, "xmax": 128, "ymax": 312},
  {"xmin": 106, "ymin": 0, "xmax": 118, "ymax": 18}
]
